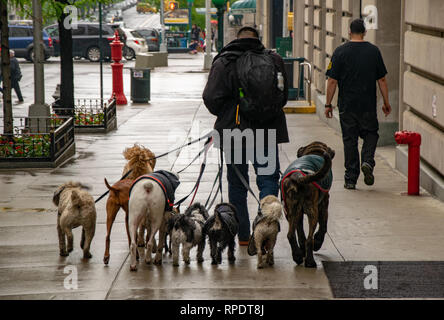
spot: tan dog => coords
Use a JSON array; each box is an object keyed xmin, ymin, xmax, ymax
[
  {"xmin": 248, "ymin": 195, "xmax": 282, "ymax": 269},
  {"xmin": 53, "ymin": 182, "xmax": 96, "ymax": 259},
  {"xmin": 122, "ymin": 144, "xmax": 156, "ymax": 180},
  {"xmin": 281, "ymin": 141, "xmax": 335, "ymax": 268}
]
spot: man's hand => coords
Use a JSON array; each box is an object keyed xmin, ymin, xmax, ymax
[
  {"xmin": 325, "ymin": 105, "xmax": 334, "ymax": 119},
  {"xmin": 382, "ymin": 103, "xmax": 392, "ymax": 117}
]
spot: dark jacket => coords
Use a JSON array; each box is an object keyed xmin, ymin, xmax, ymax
[
  {"xmin": 202, "ymin": 38, "xmax": 290, "ymax": 144},
  {"xmin": 10, "ymin": 57, "xmax": 22, "ymax": 83}
]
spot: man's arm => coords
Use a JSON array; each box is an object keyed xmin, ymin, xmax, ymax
[
  {"xmin": 202, "ymin": 60, "xmax": 232, "ymax": 116},
  {"xmin": 377, "ymin": 76, "xmax": 391, "ymax": 117},
  {"xmin": 325, "ymin": 78, "xmax": 338, "ymax": 118}
]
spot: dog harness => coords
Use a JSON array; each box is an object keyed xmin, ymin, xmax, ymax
[
  {"xmin": 280, "ymin": 155, "xmax": 333, "ymax": 213},
  {"xmin": 129, "ymin": 170, "xmax": 180, "ymax": 212}
]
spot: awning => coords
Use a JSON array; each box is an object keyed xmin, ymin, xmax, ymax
[{"xmin": 230, "ymin": 0, "xmax": 256, "ymax": 14}]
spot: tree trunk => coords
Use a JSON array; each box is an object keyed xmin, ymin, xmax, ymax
[
  {"xmin": 0, "ymin": 0, "xmax": 12, "ymax": 135},
  {"xmin": 57, "ymin": 0, "xmax": 74, "ymax": 116}
]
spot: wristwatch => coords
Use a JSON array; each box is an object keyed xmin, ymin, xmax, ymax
[{"xmin": 325, "ymin": 104, "xmax": 333, "ymax": 108}]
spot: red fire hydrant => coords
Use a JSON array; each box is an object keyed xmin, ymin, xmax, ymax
[
  {"xmin": 110, "ymin": 31, "xmax": 127, "ymax": 105},
  {"xmin": 394, "ymin": 131, "xmax": 422, "ymax": 195}
]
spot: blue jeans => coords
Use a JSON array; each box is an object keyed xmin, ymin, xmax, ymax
[{"xmin": 225, "ymin": 145, "xmax": 280, "ymax": 241}]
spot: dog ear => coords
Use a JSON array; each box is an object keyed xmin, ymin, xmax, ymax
[
  {"xmin": 328, "ymin": 148, "xmax": 336, "ymax": 160},
  {"xmin": 297, "ymin": 146, "xmax": 305, "ymax": 158}
]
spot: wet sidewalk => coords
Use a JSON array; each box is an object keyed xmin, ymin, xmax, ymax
[{"xmin": 1, "ymin": 54, "xmax": 444, "ymax": 300}]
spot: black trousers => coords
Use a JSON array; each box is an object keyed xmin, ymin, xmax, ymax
[
  {"xmin": 12, "ymin": 80, "xmax": 23, "ymax": 101},
  {"xmin": 339, "ymin": 111, "xmax": 379, "ymax": 184}
]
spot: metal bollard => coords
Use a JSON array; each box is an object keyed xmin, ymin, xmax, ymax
[
  {"xmin": 394, "ymin": 131, "xmax": 422, "ymax": 195},
  {"xmin": 110, "ymin": 31, "xmax": 127, "ymax": 105}
]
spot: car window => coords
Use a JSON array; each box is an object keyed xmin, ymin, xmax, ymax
[
  {"xmin": 71, "ymin": 25, "xmax": 87, "ymax": 36},
  {"xmin": 130, "ymin": 30, "xmax": 143, "ymax": 38},
  {"xmin": 10, "ymin": 27, "xmax": 30, "ymax": 37},
  {"xmin": 45, "ymin": 25, "xmax": 59, "ymax": 37}
]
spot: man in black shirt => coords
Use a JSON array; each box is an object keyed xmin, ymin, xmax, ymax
[{"xmin": 325, "ymin": 19, "xmax": 391, "ymax": 190}]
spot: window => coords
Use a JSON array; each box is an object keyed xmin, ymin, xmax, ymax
[
  {"xmin": 87, "ymin": 26, "xmax": 100, "ymax": 35},
  {"xmin": 71, "ymin": 25, "xmax": 87, "ymax": 36},
  {"xmin": 130, "ymin": 30, "xmax": 143, "ymax": 38},
  {"xmin": 10, "ymin": 27, "xmax": 31, "ymax": 37}
]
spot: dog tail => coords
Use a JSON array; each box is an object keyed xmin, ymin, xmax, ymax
[
  {"xmin": 292, "ymin": 152, "xmax": 332, "ymax": 186},
  {"xmin": 142, "ymin": 181, "xmax": 154, "ymax": 193},
  {"xmin": 71, "ymin": 190, "xmax": 81, "ymax": 207},
  {"xmin": 104, "ymin": 178, "xmax": 119, "ymax": 194}
]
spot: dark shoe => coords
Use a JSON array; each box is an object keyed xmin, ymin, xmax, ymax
[
  {"xmin": 15, "ymin": 100, "xmax": 24, "ymax": 104},
  {"xmin": 344, "ymin": 183, "xmax": 356, "ymax": 190},
  {"xmin": 361, "ymin": 163, "xmax": 375, "ymax": 186}
]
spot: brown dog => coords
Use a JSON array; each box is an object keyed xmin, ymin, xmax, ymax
[
  {"xmin": 103, "ymin": 144, "xmax": 156, "ymax": 265},
  {"xmin": 281, "ymin": 142, "xmax": 335, "ymax": 268}
]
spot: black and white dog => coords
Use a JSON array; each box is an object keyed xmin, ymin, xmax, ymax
[
  {"xmin": 203, "ymin": 203, "xmax": 239, "ymax": 265},
  {"xmin": 168, "ymin": 203, "xmax": 209, "ymax": 266}
]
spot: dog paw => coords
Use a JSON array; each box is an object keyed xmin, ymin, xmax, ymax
[
  {"xmin": 83, "ymin": 252, "xmax": 92, "ymax": 259},
  {"xmin": 184, "ymin": 259, "xmax": 190, "ymax": 265},
  {"xmin": 130, "ymin": 264, "xmax": 138, "ymax": 271},
  {"xmin": 292, "ymin": 254, "xmax": 303, "ymax": 265},
  {"xmin": 313, "ymin": 233, "xmax": 325, "ymax": 252},
  {"xmin": 228, "ymin": 256, "xmax": 236, "ymax": 264},
  {"xmin": 211, "ymin": 259, "xmax": 218, "ymax": 265},
  {"xmin": 267, "ymin": 258, "xmax": 274, "ymax": 266},
  {"xmin": 145, "ymin": 258, "xmax": 152, "ymax": 265},
  {"xmin": 197, "ymin": 257, "xmax": 204, "ymax": 263},
  {"xmin": 304, "ymin": 259, "xmax": 317, "ymax": 268},
  {"xmin": 257, "ymin": 263, "xmax": 266, "ymax": 269},
  {"xmin": 59, "ymin": 250, "xmax": 69, "ymax": 257},
  {"xmin": 67, "ymin": 247, "xmax": 73, "ymax": 253},
  {"xmin": 153, "ymin": 258, "xmax": 162, "ymax": 266},
  {"xmin": 103, "ymin": 256, "xmax": 110, "ymax": 265}
]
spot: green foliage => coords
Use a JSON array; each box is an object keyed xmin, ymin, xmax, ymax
[{"xmin": 0, "ymin": 134, "xmax": 51, "ymax": 158}]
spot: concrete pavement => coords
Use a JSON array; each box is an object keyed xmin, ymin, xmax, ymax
[{"xmin": 1, "ymin": 53, "xmax": 444, "ymax": 300}]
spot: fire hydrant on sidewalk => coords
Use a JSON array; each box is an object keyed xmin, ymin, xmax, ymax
[
  {"xmin": 110, "ymin": 31, "xmax": 127, "ymax": 105},
  {"xmin": 394, "ymin": 131, "xmax": 422, "ymax": 196}
]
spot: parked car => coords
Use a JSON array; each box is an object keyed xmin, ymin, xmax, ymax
[
  {"xmin": 120, "ymin": 28, "xmax": 148, "ymax": 60},
  {"xmin": 5, "ymin": 24, "xmax": 54, "ymax": 61},
  {"xmin": 136, "ymin": 28, "xmax": 160, "ymax": 52},
  {"xmin": 44, "ymin": 22, "xmax": 116, "ymax": 62}
]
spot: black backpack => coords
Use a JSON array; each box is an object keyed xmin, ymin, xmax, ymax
[{"xmin": 222, "ymin": 49, "xmax": 286, "ymax": 124}]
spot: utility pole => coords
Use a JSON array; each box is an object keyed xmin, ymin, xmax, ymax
[
  {"xmin": 29, "ymin": 0, "xmax": 50, "ymax": 132},
  {"xmin": 160, "ymin": 0, "xmax": 167, "ymax": 52},
  {"xmin": 203, "ymin": 0, "xmax": 212, "ymax": 69}
]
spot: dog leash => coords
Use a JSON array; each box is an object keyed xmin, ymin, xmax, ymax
[
  {"xmin": 94, "ymin": 132, "xmax": 215, "ymax": 204},
  {"xmin": 174, "ymin": 137, "xmax": 213, "ymax": 208},
  {"xmin": 231, "ymin": 163, "xmax": 262, "ymax": 215}
]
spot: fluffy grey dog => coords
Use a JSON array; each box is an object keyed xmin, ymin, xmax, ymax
[
  {"xmin": 168, "ymin": 203, "xmax": 209, "ymax": 266},
  {"xmin": 53, "ymin": 182, "xmax": 96, "ymax": 259}
]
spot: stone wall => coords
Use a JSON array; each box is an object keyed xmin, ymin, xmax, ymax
[{"xmin": 399, "ymin": 0, "xmax": 444, "ymax": 176}]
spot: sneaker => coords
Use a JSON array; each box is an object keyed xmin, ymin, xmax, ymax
[
  {"xmin": 361, "ymin": 163, "xmax": 375, "ymax": 186},
  {"xmin": 344, "ymin": 183, "xmax": 356, "ymax": 190}
]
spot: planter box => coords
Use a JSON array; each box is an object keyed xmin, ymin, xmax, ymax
[
  {"xmin": 0, "ymin": 117, "xmax": 75, "ymax": 168},
  {"xmin": 52, "ymin": 98, "xmax": 117, "ymax": 133}
]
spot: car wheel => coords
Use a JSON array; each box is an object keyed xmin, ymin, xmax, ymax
[
  {"xmin": 27, "ymin": 48, "xmax": 34, "ymax": 62},
  {"xmin": 124, "ymin": 47, "xmax": 135, "ymax": 60},
  {"xmin": 87, "ymin": 46, "xmax": 101, "ymax": 62}
]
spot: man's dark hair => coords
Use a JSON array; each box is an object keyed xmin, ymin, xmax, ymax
[
  {"xmin": 237, "ymin": 26, "xmax": 259, "ymax": 38},
  {"xmin": 350, "ymin": 19, "xmax": 366, "ymax": 34}
]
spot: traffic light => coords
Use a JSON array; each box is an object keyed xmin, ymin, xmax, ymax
[{"xmin": 168, "ymin": 1, "xmax": 178, "ymax": 10}]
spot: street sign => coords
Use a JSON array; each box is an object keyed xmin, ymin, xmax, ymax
[{"xmin": 165, "ymin": 8, "xmax": 190, "ymax": 24}]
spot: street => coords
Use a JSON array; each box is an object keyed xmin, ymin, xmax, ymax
[{"xmin": 1, "ymin": 2, "xmax": 444, "ymax": 301}]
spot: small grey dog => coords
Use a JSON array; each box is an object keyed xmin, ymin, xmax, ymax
[
  {"xmin": 168, "ymin": 203, "xmax": 209, "ymax": 266},
  {"xmin": 53, "ymin": 182, "xmax": 96, "ymax": 259}
]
